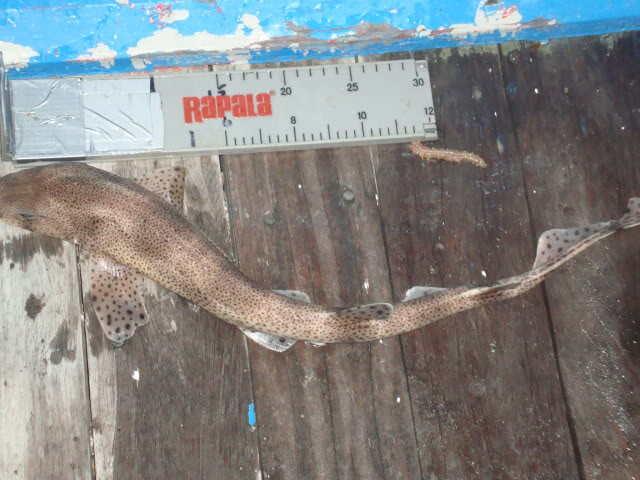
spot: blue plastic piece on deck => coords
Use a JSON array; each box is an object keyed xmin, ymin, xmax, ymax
[{"xmin": 247, "ymin": 403, "xmax": 256, "ymax": 427}]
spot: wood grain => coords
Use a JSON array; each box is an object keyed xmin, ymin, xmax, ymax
[
  {"xmin": 500, "ymin": 33, "xmax": 640, "ymax": 478},
  {"xmin": 82, "ymin": 156, "xmax": 260, "ymax": 479},
  {"xmin": 373, "ymin": 46, "xmax": 580, "ymax": 478},
  {"xmin": 225, "ymin": 147, "xmax": 422, "ymax": 480},
  {"xmin": 0, "ymin": 162, "xmax": 92, "ymax": 479}
]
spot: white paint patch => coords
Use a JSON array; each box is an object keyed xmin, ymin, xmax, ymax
[
  {"xmin": 363, "ymin": 278, "xmax": 370, "ymax": 293},
  {"xmin": 130, "ymin": 57, "xmax": 149, "ymax": 70},
  {"xmin": 76, "ymin": 43, "xmax": 117, "ymax": 68},
  {"xmin": 116, "ymin": 0, "xmax": 129, "ymax": 4},
  {"xmin": 415, "ymin": 25, "xmax": 431, "ymax": 37},
  {"xmin": 127, "ymin": 14, "xmax": 268, "ymax": 57},
  {"xmin": 132, "ymin": 368, "xmax": 140, "ymax": 386},
  {"xmin": 170, "ymin": 319, "xmax": 177, "ymax": 332},
  {"xmin": 396, "ymin": 396, "xmax": 401, "ymax": 403},
  {"xmin": 0, "ymin": 41, "xmax": 39, "ymax": 69},
  {"xmin": 161, "ymin": 9, "xmax": 190, "ymax": 24},
  {"xmin": 226, "ymin": 50, "xmax": 251, "ymax": 65},
  {"xmin": 449, "ymin": 3, "xmax": 524, "ymax": 38}
]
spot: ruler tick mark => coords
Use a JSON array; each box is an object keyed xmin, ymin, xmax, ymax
[
  {"xmin": 348, "ymin": 66, "xmax": 353, "ymax": 81},
  {"xmin": 234, "ymin": 137, "xmax": 237, "ymax": 146},
  {"xmin": 302, "ymin": 132, "xmax": 306, "ymax": 141},
  {"xmin": 295, "ymin": 69, "xmax": 299, "ymax": 78},
  {"xmin": 309, "ymin": 68, "xmax": 312, "ymax": 77},
  {"xmin": 322, "ymin": 67, "xmax": 326, "ymax": 75},
  {"xmin": 361, "ymin": 65, "xmax": 365, "ymax": 73},
  {"xmin": 225, "ymin": 130, "xmax": 229, "ymax": 146},
  {"xmin": 189, "ymin": 130, "xmax": 196, "ymax": 147},
  {"xmin": 242, "ymin": 72, "xmax": 246, "ymax": 80},
  {"xmin": 375, "ymin": 64, "xmax": 378, "ymax": 72},
  {"xmin": 319, "ymin": 132, "xmax": 323, "ymax": 140},
  {"xmin": 401, "ymin": 62, "xmax": 405, "ymax": 70},
  {"xmin": 395, "ymin": 119, "xmax": 399, "ymax": 134},
  {"xmin": 259, "ymin": 128, "xmax": 263, "ymax": 144},
  {"xmin": 283, "ymin": 71, "xmax": 287, "ymax": 85},
  {"xmin": 327, "ymin": 124, "xmax": 331, "ymax": 139},
  {"xmin": 285, "ymin": 133, "xmax": 289, "ymax": 142},
  {"xmin": 293, "ymin": 126, "xmax": 297, "ymax": 142}
]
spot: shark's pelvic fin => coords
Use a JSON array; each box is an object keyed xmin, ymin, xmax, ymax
[
  {"xmin": 241, "ymin": 289, "xmax": 311, "ymax": 352},
  {"xmin": 402, "ymin": 286, "xmax": 447, "ymax": 302}
]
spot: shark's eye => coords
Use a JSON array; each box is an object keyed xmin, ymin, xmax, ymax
[{"xmin": 17, "ymin": 212, "xmax": 35, "ymax": 220}]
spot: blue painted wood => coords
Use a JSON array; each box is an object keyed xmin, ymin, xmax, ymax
[{"xmin": 1, "ymin": 0, "xmax": 639, "ymax": 78}]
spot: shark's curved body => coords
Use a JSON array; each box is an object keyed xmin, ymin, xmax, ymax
[{"xmin": 0, "ymin": 163, "xmax": 638, "ymax": 351}]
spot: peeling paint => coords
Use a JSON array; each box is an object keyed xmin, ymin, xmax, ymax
[
  {"xmin": 0, "ymin": 0, "xmax": 638, "ymax": 78},
  {"xmin": 76, "ymin": 43, "xmax": 117, "ymax": 69},
  {"xmin": 0, "ymin": 41, "xmax": 39, "ymax": 70},
  {"xmin": 127, "ymin": 13, "xmax": 268, "ymax": 61}
]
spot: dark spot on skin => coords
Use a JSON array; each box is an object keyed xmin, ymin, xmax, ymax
[
  {"xmin": 139, "ymin": 314, "xmax": 145, "ymax": 319},
  {"xmin": 25, "ymin": 293, "xmax": 45, "ymax": 320},
  {"xmin": 10, "ymin": 263, "xmax": 15, "ymax": 269}
]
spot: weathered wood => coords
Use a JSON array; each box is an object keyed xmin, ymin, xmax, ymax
[
  {"xmin": 500, "ymin": 33, "xmax": 640, "ymax": 478},
  {"xmin": 82, "ymin": 156, "xmax": 260, "ymax": 479},
  {"xmin": 225, "ymin": 147, "xmax": 422, "ymax": 479},
  {"xmin": 372, "ymin": 45, "xmax": 580, "ymax": 478},
  {"xmin": 0, "ymin": 162, "xmax": 92, "ymax": 479}
]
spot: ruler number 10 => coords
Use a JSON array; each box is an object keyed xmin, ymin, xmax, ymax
[{"xmin": 357, "ymin": 112, "xmax": 367, "ymax": 120}]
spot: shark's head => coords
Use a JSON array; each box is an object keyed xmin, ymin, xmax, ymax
[
  {"xmin": 0, "ymin": 165, "xmax": 46, "ymax": 232},
  {"xmin": 0, "ymin": 163, "xmax": 118, "ymax": 241}
]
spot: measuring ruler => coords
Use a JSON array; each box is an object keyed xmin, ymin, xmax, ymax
[{"xmin": 1, "ymin": 59, "xmax": 437, "ymax": 164}]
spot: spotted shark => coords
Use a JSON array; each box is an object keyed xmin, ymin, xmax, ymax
[{"xmin": 0, "ymin": 163, "xmax": 638, "ymax": 352}]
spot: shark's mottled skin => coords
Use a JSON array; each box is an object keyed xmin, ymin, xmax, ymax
[{"xmin": 0, "ymin": 163, "xmax": 638, "ymax": 344}]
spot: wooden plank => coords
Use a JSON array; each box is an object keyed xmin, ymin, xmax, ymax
[
  {"xmin": 500, "ymin": 33, "xmax": 640, "ymax": 478},
  {"xmin": 83, "ymin": 156, "xmax": 260, "ymax": 479},
  {"xmin": 224, "ymin": 147, "xmax": 422, "ymax": 479},
  {"xmin": 0, "ymin": 162, "xmax": 92, "ymax": 479},
  {"xmin": 372, "ymin": 45, "xmax": 580, "ymax": 478}
]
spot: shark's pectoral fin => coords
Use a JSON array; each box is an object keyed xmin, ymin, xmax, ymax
[
  {"xmin": 336, "ymin": 303, "xmax": 393, "ymax": 321},
  {"xmin": 136, "ymin": 167, "xmax": 186, "ymax": 209},
  {"xmin": 402, "ymin": 286, "xmax": 447, "ymax": 302},
  {"xmin": 87, "ymin": 253, "xmax": 150, "ymax": 347}
]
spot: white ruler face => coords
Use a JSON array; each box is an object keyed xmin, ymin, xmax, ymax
[{"xmin": 4, "ymin": 60, "xmax": 437, "ymax": 163}]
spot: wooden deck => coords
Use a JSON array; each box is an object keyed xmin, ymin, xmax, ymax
[{"xmin": 1, "ymin": 32, "xmax": 639, "ymax": 480}]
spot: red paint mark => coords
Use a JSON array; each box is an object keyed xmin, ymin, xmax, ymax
[{"xmin": 500, "ymin": 6, "xmax": 518, "ymax": 19}]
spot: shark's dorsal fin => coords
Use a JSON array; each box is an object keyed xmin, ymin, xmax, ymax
[
  {"xmin": 533, "ymin": 221, "xmax": 614, "ymax": 269},
  {"xmin": 136, "ymin": 166, "xmax": 186, "ymax": 209},
  {"xmin": 89, "ymin": 253, "xmax": 149, "ymax": 347}
]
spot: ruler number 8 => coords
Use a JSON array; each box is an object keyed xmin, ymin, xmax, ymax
[{"xmin": 290, "ymin": 116, "xmax": 297, "ymax": 124}]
